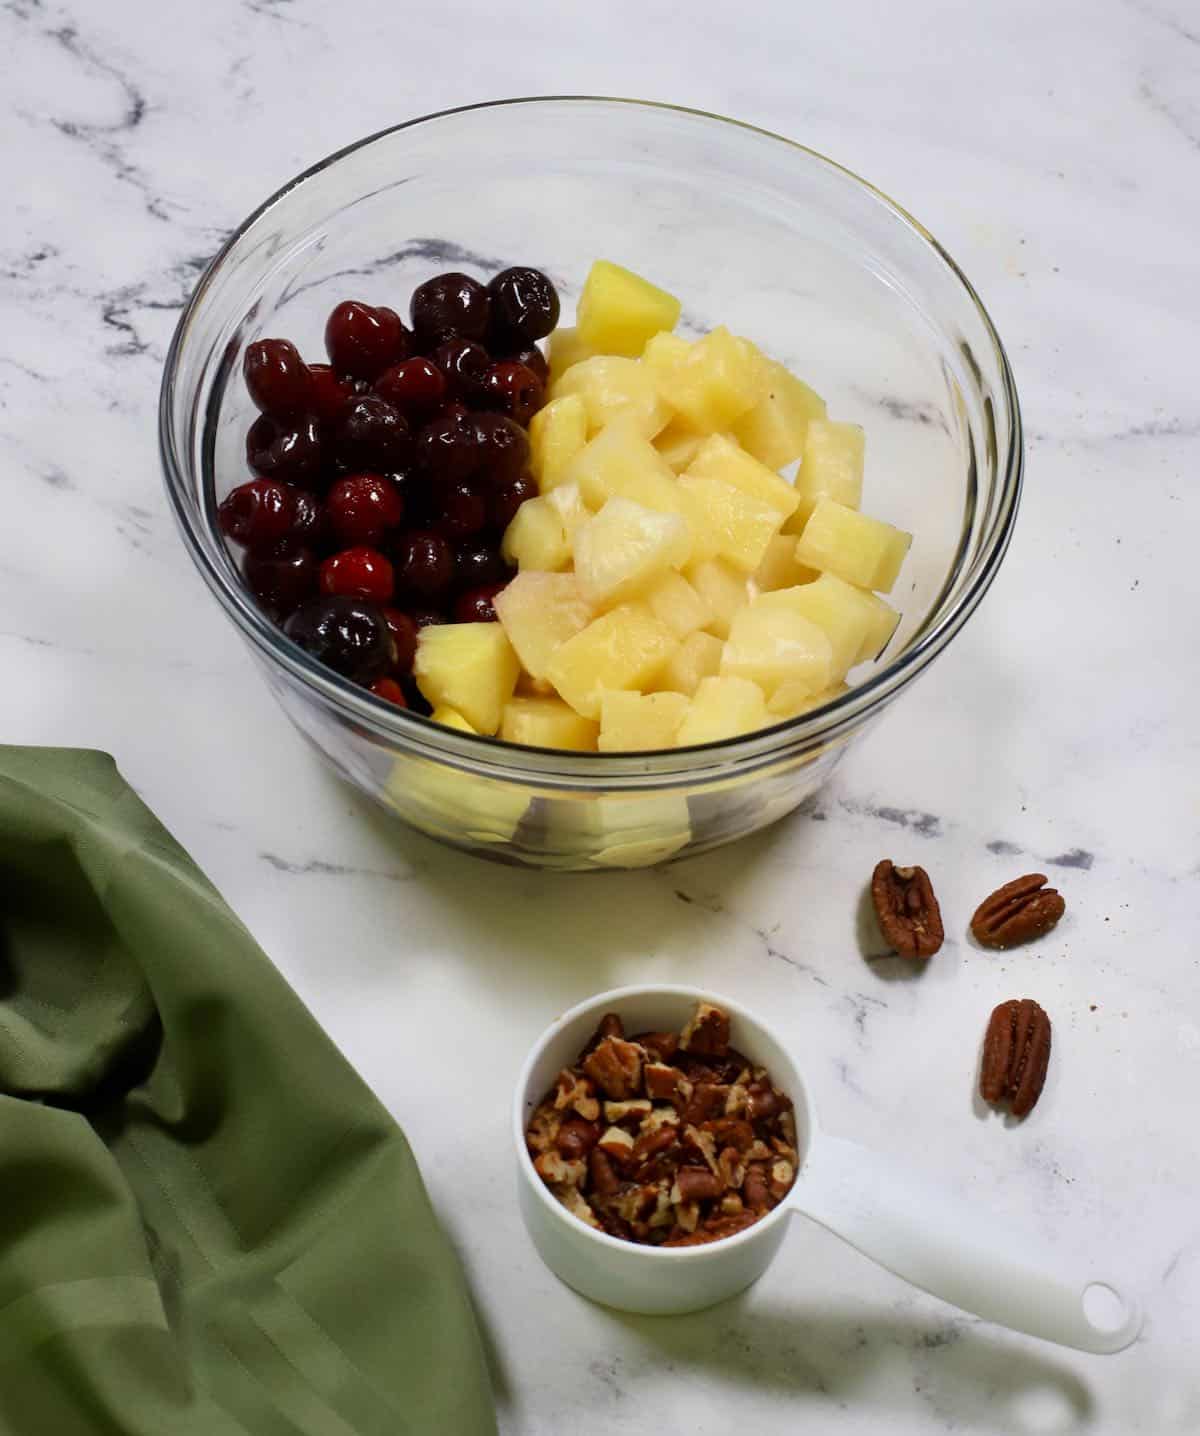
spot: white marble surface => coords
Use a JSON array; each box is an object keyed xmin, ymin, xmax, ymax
[{"xmin": 2, "ymin": 0, "xmax": 1199, "ymax": 1431}]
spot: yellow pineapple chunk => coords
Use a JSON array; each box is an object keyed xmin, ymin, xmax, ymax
[
  {"xmin": 651, "ymin": 630, "xmax": 723, "ymax": 696},
  {"xmin": 548, "ymin": 326, "xmax": 594, "ymax": 384},
  {"xmin": 546, "ymin": 604, "xmax": 679, "ymax": 719},
  {"xmin": 413, "ymin": 623, "xmax": 520, "ymax": 735},
  {"xmin": 732, "ymin": 361, "xmax": 827, "ymax": 469},
  {"xmin": 785, "ymin": 418, "xmax": 865, "ymax": 532},
  {"xmin": 675, "ymin": 676, "xmax": 768, "ymax": 745},
  {"xmin": 683, "ymin": 432, "xmax": 799, "ymax": 520},
  {"xmin": 677, "ymin": 475, "xmax": 783, "ymax": 572},
  {"xmin": 552, "ymin": 355, "xmax": 670, "ymax": 438},
  {"xmin": 543, "ymin": 481, "xmax": 590, "ymax": 543},
  {"xmin": 654, "ymin": 416, "xmax": 711, "ymax": 472},
  {"xmin": 530, "ymin": 394, "xmax": 588, "ymax": 491},
  {"xmin": 598, "ymin": 690, "xmax": 689, "ymax": 751},
  {"xmin": 386, "ymin": 758, "xmax": 529, "ymax": 844},
  {"xmin": 574, "ymin": 497, "xmax": 691, "ymax": 609},
  {"xmin": 752, "ymin": 534, "xmax": 820, "ymax": 593},
  {"xmin": 720, "ymin": 600, "xmax": 833, "ymax": 697},
  {"xmin": 641, "ymin": 570, "xmax": 711, "ymax": 639},
  {"xmin": 501, "ymin": 494, "xmax": 572, "ymax": 571},
  {"xmin": 430, "ymin": 706, "xmax": 477, "ymax": 733},
  {"xmin": 767, "ymin": 681, "xmax": 849, "ymax": 718},
  {"xmin": 643, "ymin": 327, "xmax": 764, "ymax": 432},
  {"xmin": 854, "ymin": 589, "xmax": 902, "ymax": 665},
  {"xmin": 683, "ymin": 557, "xmax": 750, "ymax": 639},
  {"xmin": 754, "ymin": 576, "xmax": 873, "ymax": 682},
  {"xmin": 566, "ymin": 420, "xmax": 682, "ymax": 515},
  {"xmin": 794, "ymin": 498, "xmax": 911, "ymax": 593},
  {"xmin": 541, "ymin": 792, "xmax": 692, "ymax": 868},
  {"xmin": 576, "ymin": 260, "xmax": 682, "ymax": 357},
  {"xmin": 493, "ymin": 572, "xmax": 593, "ymax": 681},
  {"xmin": 500, "ymin": 696, "xmax": 599, "ymax": 751}
]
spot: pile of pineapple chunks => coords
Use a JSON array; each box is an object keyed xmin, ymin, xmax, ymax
[{"xmin": 413, "ymin": 261, "xmax": 912, "ymax": 751}]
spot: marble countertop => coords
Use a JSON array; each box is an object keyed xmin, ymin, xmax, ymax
[{"xmin": 3, "ymin": 0, "xmax": 1198, "ymax": 1431}]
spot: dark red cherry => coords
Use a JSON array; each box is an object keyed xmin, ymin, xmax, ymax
[
  {"xmin": 324, "ymin": 301, "xmax": 410, "ymax": 380},
  {"xmin": 502, "ymin": 344, "xmax": 549, "ymax": 385},
  {"xmin": 479, "ymin": 360, "xmax": 544, "ymax": 425},
  {"xmin": 319, "ymin": 545, "xmax": 395, "ymax": 603},
  {"xmin": 283, "ymin": 596, "xmax": 396, "ymax": 683},
  {"xmin": 243, "ymin": 338, "xmax": 311, "ymax": 418},
  {"xmin": 453, "ymin": 582, "xmax": 507, "ymax": 624},
  {"xmin": 335, "ymin": 396, "xmax": 411, "ymax": 470},
  {"xmin": 406, "ymin": 608, "xmax": 445, "ymax": 632},
  {"xmin": 245, "ymin": 414, "xmax": 323, "ymax": 485},
  {"xmin": 410, "ymin": 272, "xmax": 490, "ymax": 344},
  {"xmin": 218, "ymin": 479, "xmax": 297, "ymax": 550},
  {"xmin": 434, "ymin": 479, "xmax": 488, "ymax": 539},
  {"xmin": 432, "ymin": 339, "xmax": 490, "ymax": 405},
  {"xmin": 325, "ymin": 473, "xmax": 405, "ymax": 546},
  {"xmin": 394, "ymin": 530, "xmax": 454, "ymax": 600},
  {"xmin": 416, "ymin": 410, "xmax": 486, "ymax": 483},
  {"xmin": 489, "ymin": 473, "xmax": 538, "ymax": 532},
  {"xmin": 487, "ymin": 267, "xmax": 560, "ymax": 343},
  {"xmin": 380, "ymin": 607, "xmax": 419, "ymax": 672},
  {"xmin": 455, "ymin": 541, "xmax": 512, "ymax": 590},
  {"xmin": 242, "ymin": 543, "xmax": 318, "ymax": 615},
  {"xmin": 307, "ymin": 363, "xmax": 357, "ymax": 423},
  {"xmin": 473, "ymin": 412, "xmax": 529, "ymax": 487},
  {"xmin": 370, "ymin": 677, "xmax": 408, "ymax": 706},
  {"xmin": 375, "ymin": 357, "xmax": 447, "ymax": 416}
]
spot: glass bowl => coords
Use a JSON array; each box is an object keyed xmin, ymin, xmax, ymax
[{"xmin": 160, "ymin": 97, "xmax": 1021, "ymax": 871}]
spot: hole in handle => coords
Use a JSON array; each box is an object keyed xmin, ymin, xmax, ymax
[{"xmin": 1082, "ymin": 1281, "xmax": 1128, "ymax": 1334}]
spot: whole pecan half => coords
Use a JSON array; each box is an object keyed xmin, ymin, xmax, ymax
[
  {"xmin": 870, "ymin": 860, "xmax": 944, "ymax": 958},
  {"xmin": 980, "ymin": 998, "xmax": 1052, "ymax": 1117},
  {"xmin": 971, "ymin": 874, "xmax": 1065, "ymax": 949}
]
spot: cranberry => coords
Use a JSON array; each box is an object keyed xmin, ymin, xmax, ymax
[
  {"xmin": 410, "ymin": 272, "xmax": 490, "ymax": 344},
  {"xmin": 325, "ymin": 472, "xmax": 404, "ymax": 546},
  {"xmin": 375, "ymin": 357, "xmax": 447, "ymax": 416},
  {"xmin": 502, "ymin": 344, "xmax": 549, "ymax": 385},
  {"xmin": 243, "ymin": 338, "xmax": 311, "ymax": 418},
  {"xmin": 489, "ymin": 473, "xmax": 538, "ymax": 531},
  {"xmin": 394, "ymin": 530, "xmax": 454, "ymax": 600},
  {"xmin": 243, "ymin": 543, "xmax": 318, "ymax": 615},
  {"xmin": 336, "ymin": 396, "xmax": 411, "ymax": 471},
  {"xmin": 479, "ymin": 360, "xmax": 544, "ymax": 425},
  {"xmin": 307, "ymin": 363, "xmax": 357, "ymax": 423},
  {"xmin": 455, "ymin": 540, "xmax": 512, "ymax": 590},
  {"xmin": 246, "ymin": 414, "xmax": 322, "ymax": 485},
  {"xmin": 320, "ymin": 545, "xmax": 395, "ymax": 603},
  {"xmin": 473, "ymin": 412, "xmax": 529, "ymax": 486},
  {"xmin": 488, "ymin": 266, "xmax": 560, "ymax": 343},
  {"xmin": 283, "ymin": 596, "xmax": 396, "ymax": 684},
  {"xmin": 217, "ymin": 479, "xmax": 297, "ymax": 550},
  {"xmin": 434, "ymin": 479, "xmax": 488, "ymax": 539},
  {"xmin": 454, "ymin": 582, "xmax": 507, "ymax": 624},
  {"xmin": 416, "ymin": 410, "xmax": 485, "ymax": 483},
  {"xmin": 380, "ymin": 607, "xmax": 419, "ymax": 672},
  {"xmin": 324, "ymin": 301, "xmax": 409, "ymax": 380},
  {"xmin": 291, "ymin": 489, "xmax": 326, "ymax": 546},
  {"xmin": 369, "ymin": 676, "xmax": 408, "ymax": 706},
  {"xmin": 432, "ymin": 339, "xmax": 490, "ymax": 405}
]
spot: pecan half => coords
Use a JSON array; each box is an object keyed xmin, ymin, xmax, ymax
[
  {"xmin": 871, "ymin": 859, "xmax": 944, "ymax": 958},
  {"xmin": 980, "ymin": 999, "xmax": 1052, "ymax": 1117},
  {"xmin": 971, "ymin": 874, "xmax": 1065, "ymax": 949}
]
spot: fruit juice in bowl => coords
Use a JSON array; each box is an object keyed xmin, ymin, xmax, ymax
[{"xmin": 161, "ymin": 98, "xmax": 1021, "ymax": 870}]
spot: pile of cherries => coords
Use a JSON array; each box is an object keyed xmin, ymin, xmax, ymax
[{"xmin": 218, "ymin": 265, "xmax": 559, "ymax": 708}]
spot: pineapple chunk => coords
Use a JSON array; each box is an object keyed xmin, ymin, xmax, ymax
[
  {"xmin": 386, "ymin": 758, "xmax": 529, "ymax": 845},
  {"xmin": 720, "ymin": 600, "xmax": 834, "ymax": 697},
  {"xmin": 794, "ymin": 498, "xmax": 911, "ymax": 594},
  {"xmin": 413, "ymin": 623, "xmax": 520, "ymax": 735},
  {"xmin": 767, "ymin": 681, "xmax": 849, "ymax": 718},
  {"xmin": 574, "ymin": 497, "xmax": 691, "ymax": 609},
  {"xmin": 677, "ymin": 475, "xmax": 783, "ymax": 572},
  {"xmin": 675, "ymin": 676, "xmax": 768, "ymax": 745},
  {"xmin": 854, "ymin": 589, "xmax": 902, "ymax": 665},
  {"xmin": 732, "ymin": 361, "xmax": 827, "ymax": 469},
  {"xmin": 501, "ymin": 494, "xmax": 572, "ymax": 571},
  {"xmin": 644, "ymin": 327, "xmax": 764, "ymax": 432},
  {"xmin": 576, "ymin": 260, "xmax": 681, "ymax": 357},
  {"xmin": 755, "ymin": 576, "xmax": 873, "ymax": 682},
  {"xmin": 598, "ymin": 690, "xmax": 689, "ymax": 751},
  {"xmin": 786, "ymin": 418, "xmax": 865, "ymax": 532},
  {"xmin": 548, "ymin": 326, "xmax": 594, "ymax": 384},
  {"xmin": 546, "ymin": 604, "xmax": 679, "ymax": 719},
  {"xmin": 641, "ymin": 570, "xmax": 711, "ymax": 639},
  {"xmin": 683, "ymin": 432, "xmax": 799, "ymax": 520},
  {"xmin": 552, "ymin": 355, "xmax": 670, "ymax": 438},
  {"xmin": 430, "ymin": 706, "xmax": 477, "ymax": 733},
  {"xmin": 566, "ymin": 419, "xmax": 682, "ymax": 515},
  {"xmin": 752, "ymin": 534, "xmax": 820, "ymax": 593},
  {"xmin": 530, "ymin": 394, "xmax": 588, "ymax": 491},
  {"xmin": 543, "ymin": 482, "xmax": 590, "ymax": 543},
  {"xmin": 651, "ymin": 630, "xmax": 724, "ymax": 696},
  {"xmin": 541, "ymin": 792, "xmax": 692, "ymax": 868},
  {"xmin": 683, "ymin": 557, "xmax": 750, "ymax": 639},
  {"xmin": 494, "ymin": 572, "xmax": 593, "ymax": 681},
  {"xmin": 654, "ymin": 417, "xmax": 711, "ymax": 472},
  {"xmin": 500, "ymin": 696, "xmax": 599, "ymax": 751}
]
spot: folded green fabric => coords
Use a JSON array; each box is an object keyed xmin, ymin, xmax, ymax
[{"xmin": 0, "ymin": 747, "xmax": 496, "ymax": 1436}]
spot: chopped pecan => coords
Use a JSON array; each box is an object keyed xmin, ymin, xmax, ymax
[
  {"xmin": 743, "ymin": 1163, "xmax": 771, "ymax": 1211},
  {"xmin": 555, "ymin": 1118, "xmax": 600, "ymax": 1160},
  {"xmin": 717, "ymin": 1146, "xmax": 746, "ymax": 1189},
  {"xmin": 604, "ymin": 1099, "xmax": 652, "ymax": 1126},
  {"xmin": 769, "ymin": 1159, "xmax": 795, "ymax": 1201},
  {"xmin": 980, "ymin": 999, "xmax": 1052, "ymax": 1117},
  {"xmin": 745, "ymin": 1139, "xmax": 773, "ymax": 1163},
  {"xmin": 582, "ymin": 1012, "xmax": 625, "ymax": 1054},
  {"xmin": 674, "ymin": 1201, "xmax": 701, "ymax": 1234},
  {"xmin": 663, "ymin": 1211, "xmax": 758, "ymax": 1246},
  {"xmin": 679, "ymin": 1001, "xmax": 732, "ymax": 1057},
  {"xmin": 644, "ymin": 1062, "xmax": 685, "ymax": 1101},
  {"xmin": 556, "ymin": 1186, "xmax": 601, "ymax": 1229},
  {"xmin": 707, "ymin": 1117, "xmax": 755, "ymax": 1152},
  {"xmin": 681, "ymin": 1082, "xmax": 728, "ymax": 1127},
  {"xmin": 589, "ymin": 1148, "xmax": 619, "ymax": 1196},
  {"xmin": 724, "ymin": 1082, "xmax": 749, "ymax": 1116},
  {"xmin": 525, "ymin": 1101, "xmax": 562, "ymax": 1154},
  {"xmin": 719, "ymin": 1192, "xmax": 744, "ymax": 1217},
  {"xmin": 597, "ymin": 1126, "xmax": 636, "ymax": 1162},
  {"xmin": 871, "ymin": 859, "xmax": 945, "ymax": 958},
  {"xmin": 672, "ymin": 1167, "xmax": 724, "ymax": 1203},
  {"xmin": 632, "ymin": 1123, "xmax": 678, "ymax": 1167},
  {"xmin": 683, "ymin": 1124, "xmax": 719, "ymax": 1174},
  {"xmin": 553, "ymin": 1069, "xmax": 600, "ymax": 1122},
  {"xmin": 971, "ymin": 875, "xmax": 1065, "ymax": 949},
  {"xmin": 638, "ymin": 1106, "xmax": 679, "ymax": 1135},
  {"xmin": 635, "ymin": 1030, "xmax": 680, "ymax": 1061},
  {"xmin": 746, "ymin": 1082, "xmax": 789, "ymax": 1123},
  {"xmin": 582, "ymin": 1036, "xmax": 644, "ymax": 1100},
  {"xmin": 535, "ymin": 1152, "xmax": 587, "ymax": 1187}
]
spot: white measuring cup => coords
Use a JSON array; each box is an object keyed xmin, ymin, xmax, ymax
[{"xmin": 513, "ymin": 985, "xmax": 1141, "ymax": 1352}]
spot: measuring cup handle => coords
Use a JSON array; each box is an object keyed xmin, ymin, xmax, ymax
[{"xmin": 788, "ymin": 1131, "xmax": 1142, "ymax": 1354}]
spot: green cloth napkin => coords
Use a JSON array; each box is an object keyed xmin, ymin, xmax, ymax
[{"xmin": 0, "ymin": 746, "xmax": 496, "ymax": 1436}]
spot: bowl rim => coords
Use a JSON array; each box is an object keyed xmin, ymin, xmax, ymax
[{"xmin": 159, "ymin": 94, "xmax": 1023, "ymax": 778}]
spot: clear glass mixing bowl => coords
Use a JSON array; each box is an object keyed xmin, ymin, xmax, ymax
[{"xmin": 160, "ymin": 97, "xmax": 1021, "ymax": 871}]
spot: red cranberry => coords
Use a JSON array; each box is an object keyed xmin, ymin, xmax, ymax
[
  {"xmin": 325, "ymin": 301, "xmax": 410, "ymax": 380},
  {"xmin": 284, "ymin": 596, "xmax": 396, "ymax": 683},
  {"xmin": 454, "ymin": 582, "xmax": 507, "ymax": 624},
  {"xmin": 370, "ymin": 677, "xmax": 408, "ymax": 706},
  {"xmin": 487, "ymin": 267, "xmax": 560, "ymax": 343},
  {"xmin": 320, "ymin": 546, "xmax": 395, "ymax": 603},
  {"xmin": 432, "ymin": 339, "xmax": 490, "ymax": 405},
  {"xmin": 380, "ymin": 607, "xmax": 419, "ymax": 672},
  {"xmin": 218, "ymin": 479, "xmax": 297, "ymax": 550},
  {"xmin": 410, "ymin": 272, "xmax": 491, "ymax": 344},
  {"xmin": 479, "ymin": 360, "xmax": 544, "ymax": 425},
  {"xmin": 473, "ymin": 412, "xmax": 529, "ymax": 486},
  {"xmin": 416, "ymin": 410, "xmax": 486, "ymax": 483},
  {"xmin": 489, "ymin": 473, "xmax": 538, "ymax": 531},
  {"xmin": 246, "ymin": 414, "xmax": 322, "ymax": 485},
  {"xmin": 375, "ymin": 357, "xmax": 447, "ymax": 415},
  {"xmin": 434, "ymin": 479, "xmax": 488, "ymax": 539},
  {"xmin": 455, "ymin": 540, "xmax": 512, "ymax": 589},
  {"xmin": 325, "ymin": 472, "xmax": 405, "ymax": 546},
  {"xmin": 394, "ymin": 530, "xmax": 454, "ymax": 600},
  {"xmin": 502, "ymin": 344, "xmax": 549, "ymax": 385},
  {"xmin": 243, "ymin": 543, "xmax": 318, "ymax": 614},
  {"xmin": 335, "ymin": 395, "xmax": 411, "ymax": 471},
  {"xmin": 308, "ymin": 363, "xmax": 357, "ymax": 423},
  {"xmin": 243, "ymin": 338, "xmax": 311, "ymax": 418}
]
